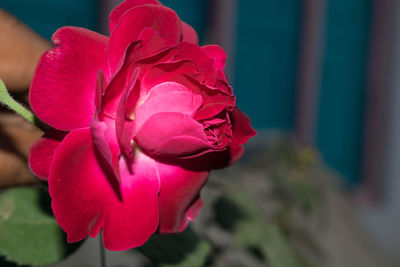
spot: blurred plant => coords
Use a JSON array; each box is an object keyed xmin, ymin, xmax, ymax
[
  {"xmin": 0, "ymin": 186, "xmax": 81, "ymax": 266},
  {"xmin": 0, "ymin": 135, "xmax": 325, "ymax": 267},
  {"xmin": 135, "ymin": 136, "xmax": 326, "ymax": 267},
  {"xmin": 0, "ymin": 3, "xmax": 324, "ymax": 266}
]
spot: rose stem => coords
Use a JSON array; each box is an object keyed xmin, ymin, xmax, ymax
[
  {"xmin": 0, "ymin": 78, "xmax": 35, "ymax": 124},
  {"xmin": 100, "ymin": 233, "xmax": 107, "ymax": 267}
]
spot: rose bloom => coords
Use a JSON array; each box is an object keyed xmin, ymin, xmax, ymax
[{"xmin": 28, "ymin": 0, "xmax": 255, "ymax": 250}]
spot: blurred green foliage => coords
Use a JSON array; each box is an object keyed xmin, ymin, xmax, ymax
[
  {"xmin": 138, "ymin": 137, "xmax": 325, "ymax": 267},
  {"xmin": 0, "ymin": 187, "xmax": 80, "ymax": 266},
  {"xmin": 0, "ymin": 137, "xmax": 324, "ymax": 267}
]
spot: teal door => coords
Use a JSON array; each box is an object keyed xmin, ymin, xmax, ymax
[
  {"xmin": 1, "ymin": 0, "xmax": 98, "ymax": 40},
  {"xmin": 317, "ymin": 0, "xmax": 372, "ymax": 185},
  {"xmin": 234, "ymin": 0, "xmax": 302, "ymax": 129}
]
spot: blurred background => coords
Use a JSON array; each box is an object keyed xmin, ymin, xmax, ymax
[{"xmin": 1, "ymin": 0, "xmax": 399, "ymax": 266}]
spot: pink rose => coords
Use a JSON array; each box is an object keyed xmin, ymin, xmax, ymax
[{"xmin": 28, "ymin": 0, "xmax": 255, "ymax": 250}]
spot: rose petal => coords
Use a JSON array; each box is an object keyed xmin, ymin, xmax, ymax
[
  {"xmin": 28, "ymin": 130, "xmax": 66, "ymax": 180},
  {"xmin": 194, "ymin": 102, "xmax": 234, "ymax": 121},
  {"xmin": 176, "ymin": 197, "xmax": 203, "ymax": 232},
  {"xmin": 102, "ymin": 42, "xmax": 142, "ymax": 118},
  {"xmin": 215, "ymin": 70, "xmax": 233, "ymax": 94},
  {"xmin": 103, "ymin": 153, "xmax": 160, "ymax": 250},
  {"xmin": 175, "ymin": 43, "xmax": 216, "ymax": 84},
  {"xmin": 229, "ymin": 108, "xmax": 257, "ymax": 164},
  {"xmin": 202, "ymin": 45, "xmax": 227, "ymax": 70},
  {"xmin": 229, "ymin": 145, "xmax": 245, "ymax": 165},
  {"xmin": 103, "ymin": 29, "xmax": 169, "ymax": 117},
  {"xmin": 91, "ymin": 115, "xmax": 121, "ymax": 182},
  {"xmin": 95, "ymin": 70, "xmax": 107, "ymax": 112},
  {"xmin": 142, "ymin": 63, "xmax": 235, "ymax": 121},
  {"xmin": 134, "ymin": 82, "xmax": 202, "ymax": 130},
  {"xmin": 109, "ymin": 0, "xmax": 161, "ymax": 33},
  {"xmin": 29, "ymin": 27, "xmax": 109, "ymax": 130},
  {"xmin": 184, "ymin": 197, "xmax": 203, "ymax": 222},
  {"xmin": 49, "ymin": 128, "xmax": 160, "ymax": 250},
  {"xmin": 135, "ymin": 112, "xmax": 212, "ymax": 157},
  {"xmin": 192, "ymin": 83, "xmax": 236, "ymax": 120},
  {"xmin": 108, "ymin": 4, "xmax": 182, "ymax": 72},
  {"xmin": 146, "ymin": 80, "xmax": 190, "ymax": 98},
  {"xmin": 116, "ymin": 68, "xmax": 140, "ymax": 157},
  {"xmin": 182, "ymin": 22, "xmax": 198, "ymax": 44},
  {"xmin": 141, "ymin": 61, "xmax": 198, "ymax": 92},
  {"xmin": 135, "ymin": 27, "xmax": 167, "ymax": 58},
  {"xmin": 157, "ymin": 161, "xmax": 208, "ymax": 233},
  {"xmin": 230, "ymin": 108, "xmax": 256, "ymax": 146}
]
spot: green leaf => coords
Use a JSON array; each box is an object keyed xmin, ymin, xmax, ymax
[
  {"xmin": 138, "ymin": 227, "xmax": 211, "ymax": 267},
  {"xmin": 0, "ymin": 187, "xmax": 80, "ymax": 266}
]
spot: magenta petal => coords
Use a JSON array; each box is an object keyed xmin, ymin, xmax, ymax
[
  {"xmin": 230, "ymin": 108, "xmax": 257, "ymax": 146},
  {"xmin": 194, "ymin": 102, "xmax": 234, "ymax": 121},
  {"xmin": 135, "ymin": 112, "xmax": 212, "ymax": 157},
  {"xmin": 175, "ymin": 43, "xmax": 216, "ymax": 84},
  {"xmin": 229, "ymin": 108, "xmax": 257, "ymax": 164},
  {"xmin": 116, "ymin": 68, "xmax": 140, "ymax": 157},
  {"xmin": 109, "ymin": 0, "xmax": 161, "ymax": 33},
  {"xmin": 49, "ymin": 129, "xmax": 108, "ymax": 243},
  {"xmin": 202, "ymin": 45, "xmax": 227, "ymax": 70},
  {"xmin": 215, "ymin": 71, "xmax": 233, "ymax": 95},
  {"xmin": 108, "ymin": 4, "xmax": 181, "ymax": 72},
  {"xmin": 95, "ymin": 70, "xmax": 107, "ymax": 112},
  {"xmin": 28, "ymin": 130, "xmax": 66, "ymax": 180},
  {"xmin": 229, "ymin": 145, "xmax": 245, "ymax": 165},
  {"xmin": 134, "ymin": 82, "xmax": 202, "ymax": 130},
  {"xmin": 102, "ymin": 43, "xmax": 140, "ymax": 118},
  {"xmin": 49, "ymin": 129, "xmax": 160, "ymax": 250},
  {"xmin": 177, "ymin": 197, "xmax": 203, "ymax": 232},
  {"xmin": 29, "ymin": 27, "xmax": 109, "ymax": 130},
  {"xmin": 154, "ymin": 136, "xmax": 214, "ymax": 157},
  {"xmin": 103, "ymin": 28, "xmax": 166, "ymax": 117},
  {"xmin": 141, "ymin": 61, "xmax": 198, "ymax": 92},
  {"xmin": 103, "ymin": 153, "xmax": 160, "ymax": 250},
  {"xmin": 182, "ymin": 22, "xmax": 198, "ymax": 44},
  {"xmin": 116, "ymin": 118, "xmax": 136, "ymax": 157},
  {"xmin": 135, "ymin": 27, "xmax": 167, "ymax": 57},
  {"xmin": 184, "ymin": 197, "xmax": 203, "ymax": 222},
  {"xmin": 157, "ymin": 161, "xmax": 209, "ymax": 233},
  {"xmin": 91, "ymin": 115, "xmax": 121, "ymax": 181}
]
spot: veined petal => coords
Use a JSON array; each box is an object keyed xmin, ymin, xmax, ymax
[
  {"xmin": 134, "ymin": 82, "xmax": 202, "ymax": 130},
  {"xmin": 182, "ymin": 22, "xmax": 198, "ymax": 44},
  {"xmin": 102, "ymin": 30, "xmax": 169, "ymax": 118},
  {"xmin": 103, "ymin": 153, "xmax": 160, "ymax": 250},
  {"xmin": 109, "ymin": 0, "xmax": 161, "ymax": 33},
  {"xmin": 141, "ymin": 61, "xmax": 198, "ymax": 93},
  {"xmin": 135, "ymin": 112, "xmax": 212, "ymax": 157},
  {"xmin": 156, "ymin": 161, "xmax": 209, "ymax": 233},
  {"xmin": 29, "ymin": 27, "xmax": 109, "ymax": 130},
  {"xmin": 229, "ymin": 108, "xmax": 257, "ymax": 164},
  {"xmin": 202, "ymin": 45, "xmax": 227, "ymax": 70},
  {"xmin": 49, "ymin": 128, "xmax": 160, "ymax": 250},
  {"xmin": 175, "ymin": 43, "xmax": 216, "ymax": 84},
  {"xmin": 115, "ymin": 68, "xmax": 140, "ymax": 157},
  {"xmin": 91, "ymin": 115, "xmax": 121, "ymax": 182},
  {"xmin": 108, "ymin": 4, "xmax": 182, "ymax": 72},
  {"xmin": 102, "ymin": 42, "xmax": 142, "ymax": 118},
  {"xmin": 28, "ymin": 130, "xmax": 66, "ymax": 180}
]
